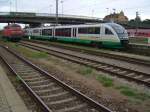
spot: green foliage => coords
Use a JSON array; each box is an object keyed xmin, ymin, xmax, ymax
[
  {"xmin": 77, "ymin": 67, "xmax": 93, "ymax": 76},
  {"xmin": 16, "ymin": 76, "xmax": 21, "ymax": 82},
  {"xmin": 96, "ymin": 75, "xmax": 114, "ymax": 87},
  {"xmin": 30, "ymin": 51, "xmax": 48, "ymax": 59},
  {"xmin": 116, "ymin": 86, "xmax": 150, "ymax": 101},
  {"xmin": 11, "ymin": 44, "xmax": 48, "ymax": 59}
]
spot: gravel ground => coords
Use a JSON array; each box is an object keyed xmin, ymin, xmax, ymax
[
  {"xmin": 26, "ymin": 42, "xmax": 150, "ymax": 74},
  {"xmin": 32, "ymin": 59, "xmax": 133, "ymax": 112},
  {"xmin": 4, "ymin": 42, "xmax": 150, "ymax": 112},
  {"xmin": 0, "ymin": 57, "xmax": 43, "ymax": 112},
  {"xmin": 0, "ymin": 84, "xmax": 11, "ymax": 112}
]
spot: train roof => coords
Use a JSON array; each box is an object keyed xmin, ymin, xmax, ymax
[
  {"xmin": 26, "ymin": 23, "xmax": 124, "ymax": 30},
  {"xmin": 4, "ymin": 24, "xmax": 21, "ymax": 29}
]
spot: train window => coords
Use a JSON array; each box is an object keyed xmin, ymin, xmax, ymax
[
  {"xmin": 55, "ymin": 28, "xmax": 71, "ymax": 37},
  {"xmin": 42, "ymin": 29, "xmax": 52, "ymax": 36},
  {"xmin": 78, "ymin": 28, "xmax": 88, "ymax": 34},
  {"xmin": 33, "ymin": 29, "xmax": 39, "ymax": 33},
  {"xmin": 78, "ymin": 27, "xmax": 100, "ymax": 34},
  {"xmin": 88, "ymin": 27, "xmax": 100, "ymax": 34},
  {"xmin": 105, "ymin": 28, "xmax": 113, "ymax": 35}
]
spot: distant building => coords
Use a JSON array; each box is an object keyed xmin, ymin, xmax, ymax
[{"xmin": 103, "ymin": 11, "xmax": 128, "ymax": 23}]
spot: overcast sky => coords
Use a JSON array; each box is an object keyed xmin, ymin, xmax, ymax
[
  {"xmin": 0, "ymin": 0, "xmax": 150, "ymax": 28},
  {"xmin": 0, "ymin": 0, "xmax": 150, "ymax": 19}
]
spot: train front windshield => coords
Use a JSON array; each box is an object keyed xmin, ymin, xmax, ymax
[{"xmin": 108, "ymin": 23, "xmax": 128, "ymax": 39}]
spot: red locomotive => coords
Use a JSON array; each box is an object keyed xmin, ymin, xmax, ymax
[{"xmin": 2, "ymin": 24, "xmax": 23, "ymax": 41}]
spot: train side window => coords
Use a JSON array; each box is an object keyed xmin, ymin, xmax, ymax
[
  {"xmin": 105, "ymin": 28, "xmax": 113, "ymax": 35},
  {"xmin": 33, "ymin": 29, "xmax": 39, "ymax": 33},
  {"xmin": 78, "ymin": 28, "xmax": 88, "ymax": 34},
  {"xmin": 42, "ymin": 29, "xmax": 52, "ymax": 36},
  {"xmin": 88, "ymin": 27, "xmax": 100, "ymax": 34},
  {"xmin": 55, "ymin": 28, "xmax": 71, "ymax": 37},
  {"xmin": 78, "ymin": 27, "xmax": 100, "ymax": 34}
]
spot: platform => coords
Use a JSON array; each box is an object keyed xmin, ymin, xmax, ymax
[{"xmin": 0, "ymin": 65, "xmax": 29, "ymax": 112}]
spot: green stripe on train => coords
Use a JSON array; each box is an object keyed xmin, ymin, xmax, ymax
[
  {"xmin": 26, "ymin": 35, "xmax": 122, "ymax": 48},
  {"xmin": 30, "ymin": 35, "xmax": 52, "ymax": 40},
  {"xmin": 56, "ymin": 37, "xmax": 122, "ymax": 48},
  {"xmin": 56, "ymin": 37, "xmax": 91, "ymax": 44}
]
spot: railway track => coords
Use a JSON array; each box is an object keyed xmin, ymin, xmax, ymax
[
  {"xmin": 20, "ymin": 42, "xmax": 150, "ymax": 87},
  {"xmin": 0, "ymin": 46, "xmax": 112, "ymax": 112},
  {"xmin": 23, "ymin": 40, "xmax": 150, "ymax": 66}
]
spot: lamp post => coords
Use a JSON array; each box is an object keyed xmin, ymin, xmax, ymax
[
  {"xmin": 60, "ymin": 0, "xmax": 64, "ymax": 15},
  {"xmin": 50, "ymin": 4, "xmax": 52, "ymax": 14},
  {"xmin": 92, "ymin": 9, "xmax": 94, "ymax": 17},
  {"xmin": 106, "ymin": 8, "xmax": 109, "ymax": 15},
  {"xmin": 9, "ymin": 0, "xmax": 12, "ymax": 12},
  {"xmin": 56, "ymin": 0, "xmax": 58, "ymax": 25},
  {"xmin": 15, "ymin": 0, "xmax": 18, "ymax": 12}
]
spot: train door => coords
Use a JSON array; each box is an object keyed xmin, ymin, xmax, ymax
[{"xmin": 73, "ymin": 28, "xmax": 77, "ymax": 37}]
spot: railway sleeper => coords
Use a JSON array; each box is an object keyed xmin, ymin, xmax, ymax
[
  {"xmin": 47, "ymin": 97, "xmax": 81, "ymax": 110},
  {"xmin": 126, "ymin": 73, "xmax": 138, "ymax": 78},
  {"xmin": 16, "ymin": 70, "xmax": 37, "ymax": 75},
  {"xmin": 103, "ymin": 67, "xmax": 114, "ymax": 71},
  {"xmin": 88, "ymin": 62, "xmax": 100, "ymax": 66},
  {"xmin": 138, "ymin": 76, "xmax": 150, "ymax": 80},
  {"xmin": 31, "ymin": 83, "xmax": 56, "ymax": 91},
  {"xmin": 92, "ymin": 64, "xmax": 102, "ymax": 67},
  {"xmin": 55, "ymin": 103, "xmax": 89, "ymax": 112},
  {"xmin": 97, "ymin": 65, "xmax": 109, "ymax": 69},
  {"xmin": 28, "ymin": 79, "xmax": 51, "ymax": 86},
  {"xmin": 41, "ymin": 92, "xmax": 71, "ymax": 102},
  {"xmin": 21, "ymin": 74, "xmax": 41, "ymax": 79},
  {"xmin": 15, "ymin": 68, "xmax": 36, "ymax": 73},
  {"xmin": 125, "ymin": 73, "xmax": 136, "ymax": 77},
  {"xmin": 24, "ymin": 76, "xmax": 46, "ymax": 82},
  {"xmin": 14, "ymin": 66, "xmax": 34, "ymax": 71},
  {"xmin": 133, "ymin": 75, "xmax": 144, "ymax": 79},
  {"xmin": 12, "ymin": 63, "xmax": 28, "ymax": 68},
  {"xmin": 117, "ymin": 70, "xmax": 128, "ymax": 74},
  {"xmin": 111, "ymin": 69, "xmax": 120, "ymax": 72},
  {"xmin": 36, "ymin": 87, "xmax": 64, "ymax": 96},
  {"xmin": 143, "ymin": 78, "xmax": 150, "ymax": 82},
  {"xmin": 17, "ymin": 71, "xmax": 38, "ymax": 75}
]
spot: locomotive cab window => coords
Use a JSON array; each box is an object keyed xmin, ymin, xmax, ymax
[{"xmin": 105, "ymin": 28, "xmax": 113, "ymax": 35}]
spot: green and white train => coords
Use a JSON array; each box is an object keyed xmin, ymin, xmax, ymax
[{"xmin": 24, "ymin": 23, "xmax": 129, "ymax": 48}]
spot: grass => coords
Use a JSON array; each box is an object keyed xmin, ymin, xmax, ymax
[
  {"xmin": 96, "ymin": 75, "xmax": 114, "ymax": 87},
  {"xmin": 77, "ymin": 66, "xmax": 114, "ymax": 87},
  {"xmin": 11, "ymin": 43, "xmax": 48, "ymax": 59},
  {"xmin": 115, "ymin": 85, "xmax": 150, "ymax": 101},
  {"xmin": 77, "ymin": 67, "xmax": 93, "ymax": 76}
]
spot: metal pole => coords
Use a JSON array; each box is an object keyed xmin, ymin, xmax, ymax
[
  {"xmin": 106, "ymin": 8, "xmax": 109, "ymax": 15},
  {"xmin": 15, "ymin": 0, "xmax": 18, "ymax": 12},
  {"xmin": 50, "ymin": 5, "xmax": 52, "ymax": 14},
  {"xmin": 135, "ymin": 11, "xmax": 139, "ymax": 34},
  {"xmin": 9, "ymin": 0, "xmax": 11, "ymax": 12},
  {"xmin": 56, "ymin": 0, "xmax": 58, "ymax": 25},
  {"xmin": 92, "ymin": 9, "xmax": 94, "ymax": 17},
  {"xmin": 61, "ymin": 0, "xmax": 63, "ymax": 15}
]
